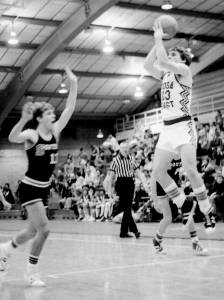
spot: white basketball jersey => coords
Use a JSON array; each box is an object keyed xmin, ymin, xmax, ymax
[{"xmin": 161, "ymin": 72, "xmax": 192, "ymax": 120}]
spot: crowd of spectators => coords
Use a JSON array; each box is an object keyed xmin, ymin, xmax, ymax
[{"xmin": 1, "ymin": 110, "xmax": 224, "ymax": 222}]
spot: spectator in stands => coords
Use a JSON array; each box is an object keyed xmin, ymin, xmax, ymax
[
  {"xmin": 74, "ymin": 171, "xmax": 84, "ymax": 191},
  {"xmin": 133, "ymin": 183, "xmax": 149, "ymax": 212},
  {"xmin": 88, "ymin": 186, "xmax": 96, "ymax": 221},
  {"xmin": 3, "ymin": 183, "xmax": 15, "ymax": 206},
  {"xmin": 210, "ymin": 170, "xmax": 224, "ymax": 221},
  {"xmin": 90, "ymin": 145, "xmax": 98, "ymax": 164},
  {"xmin": 81, "ymin": 185, "xmax": 90, "ymax": 221},
  {"xmin": 209, "ymin": 130, "xmax": 222, "ymax": 159},
  {"xmin": 201, "ymin": 157, "xmax": 216, "ymax": 193},
  {"xmin": 15, "ymin": 180, "xmax": 22, "ymax": 207},
  {"xmin": 215, "ymin": 110, "xmax": 223, "ymax": 127},
  {"xmin": 0, "ymin": 186, "xmax": 11, "ymax": 211},
  {"xmin": 57, "ymin": 169, "xmax": 64, "ymax": 196}
]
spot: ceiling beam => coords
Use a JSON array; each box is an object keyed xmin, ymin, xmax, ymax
[
  {"xmin": 0, "ymin": 40, "xmax": 147, "ymax": 58},
  {"xmin": 2, "ymin": 13, "xmax": 223, "ymax": 43},
  {"xmin": 0, "ymin": 65, "xmax": 154, "ymax": 79},
  {"xmin": 191, "ymin": 44, "xmax": 224, "ymax": 76},
  {"xmin": 116, "ymin": 1, "xmax": 224, "ymax": 21},
  {"xmin": 0, "ymin": 14, "xmax": 61, "ymax": 26},
  {"xmin": 0, "ymin": 0, "xmax": 120, "ymax": 127},
  {"xmin": 3, "ymin": 2, "xmax": 224, "ymax": 27},
  {"xmin": 25, "ymin": 90, "xmax": 140, "ymax": 102},
  {"xmin": 0, "ymin": 40, "xmax": 199, "ymax": 62},
  {"xmin": 90, "ymin": 24, "xmax": 224, "ymax": 44},
  {"xmin": 9, "ymin": 110, "xmax": 119, "ymax": 120}
]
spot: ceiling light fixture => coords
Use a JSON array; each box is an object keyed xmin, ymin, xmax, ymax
[
  {"xmin": 103, "ymin": 39, "xmax": 114, "ymax": 54},
  {"xmin": 8, "ymin": 20, "xmax": 19, "ymax": 45},
  {"xmin": 97, "ymin": 129, "xmax": 104, "ymax": 139},
  {"xmin": 8, "ymin": 30, "xmax": 18, "ymax": 45},
  {"xmin": 134, "ymin": 86, "xmax": 144, "ymax": 99},
  {"xmin": 161, "ymin": 0, "xmax": 173, "ymax": 10},
  {"xmin": 58, "ymin": 82, "xmax": 68, "ymax": 94}
]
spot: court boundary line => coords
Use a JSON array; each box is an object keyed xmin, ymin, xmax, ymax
[
  {"xmin": 3, "ymin": 253, "xmax": 224, "ymax": 283},
  {"xmin": 1, "ymin": 233, "xmax": 224, "ymax": 251},
  {"xmin": 1, "ymin": 231, "xmax": 224, "ymax": 242}
]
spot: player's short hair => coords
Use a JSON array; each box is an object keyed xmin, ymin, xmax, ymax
[
  {"xmin": 168, "ymin": 46, "xmax": 192, "ymax": 66},
  {"xmin": 32, "ymin": 102, "xmax": 54, "ymax": 126}
]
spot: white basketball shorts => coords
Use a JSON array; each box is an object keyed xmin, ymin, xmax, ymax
[{"xmin": 156, "ymin": 119, "xmax": 197, "ymax": 153}]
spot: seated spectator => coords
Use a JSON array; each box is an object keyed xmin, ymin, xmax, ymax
[
  {"xmin": 15, "ymin": 180, "xmax": 22, "ymax": 207},
  {"xmin": 70, "ymin": 189, "xmax": 82, "ymax": 219},
  {"xmin": 88, "ymin": 186, "xmax": 96, "ymax": 221},
  {"xmin": 3, "ymin": 183, "xmax": 15, "ymax": 205},
  {"xmin": 81, "ymin": 185, "xmax": 90, "ymax": 221},
  {"xmin": 210, "ymin": 170, "xmax": 224, "ymax": 221},
  {"xmin": 74, "ymin": 171, "xmax": 85, "ymax": 191},
  {"xmin": 0, "ymin": 186, "xmax": 11, "ymax": 211}
]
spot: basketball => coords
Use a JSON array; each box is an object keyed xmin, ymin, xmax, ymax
[{"xmin": 154, "ymin": 15, "xmax": 178, "ymax": 40}]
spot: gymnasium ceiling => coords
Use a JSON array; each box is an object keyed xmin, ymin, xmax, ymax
[{"xmin": 0, "ymin": 0, "xmax": 223, "ymax": 124}]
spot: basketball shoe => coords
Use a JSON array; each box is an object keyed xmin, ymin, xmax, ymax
[
  {"xmin": 204, "ymin": 206, "xmax": 216, "ymax": 233},
  {"xmin": 192, "ymin": 241, "xmax": 208, "ymax": 256},
  {"xmin": 24, "ymin": 271, "xmax": 46, "ymax": 287},
  {"xmin": 153, "ymin": 238, "xmax": 166, "ymax": 254},
  {"xmin": 0, "ymin": 244, "xmax": 9, "ymax": 271}
]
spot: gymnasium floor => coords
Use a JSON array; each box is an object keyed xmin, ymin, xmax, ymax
[{"xmin": 0, "ymin": 220, "xmax": 223, "ymax": 300}]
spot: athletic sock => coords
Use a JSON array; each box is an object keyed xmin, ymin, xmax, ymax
[
  {"xmin": 164, "ymin": 181, "xmax": 186, "ymax": 208},
  {"xmin": 155, "ymin": 231, "xmax": 163, "ymax": 243},
  {"xmin": 193, "ymin": 186, "xmax": 211, "ymax": 214},
  {"xmin": 27, "ymin": 255, "xmax": 39, "ymax": 273},
  {"xmin": 190, "ymin": 231, "xmax": 199, "ymax": 243}
]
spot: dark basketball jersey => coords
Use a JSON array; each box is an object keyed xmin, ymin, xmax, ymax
[
  {"xmin": 156, "ymin": 159, "xmax": 182, "ymax": 196},
  {"xmin": 23, "ymin": 133, "xmax": 58, "ymax": 188}
]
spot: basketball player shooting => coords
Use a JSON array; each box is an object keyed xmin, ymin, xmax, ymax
[
  {"xmin": 144, "ymin": 19, "xmax": 215, "ymax": 233},
  {"xmin": 0, "ymin": 66, "xmax": 77, "ymax": 287}
]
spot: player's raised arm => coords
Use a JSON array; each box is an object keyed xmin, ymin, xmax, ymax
[
  {"xmin": 8, "ymin": 102, "xmax": 36, "ymax": 144},
  {"xmin": 54, "ymin": 66, "xmax": 78, "ymax": 136},
  {"xmin": 144, "ymin": 45, "xmax": 163, "ymax": 80},
  {"xmin": 154, "ymin": 22, "xmax": 190, "ymax": 77}
]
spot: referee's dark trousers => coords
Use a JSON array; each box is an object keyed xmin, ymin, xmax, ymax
[{"xmin": 115, "ymin": 177, "xmax": 138, "ymax": 235}]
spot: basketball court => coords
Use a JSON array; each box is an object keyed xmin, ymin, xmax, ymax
[{"xmin": 0, "ymin": 220, "xmax": 223, "ymax": 300}]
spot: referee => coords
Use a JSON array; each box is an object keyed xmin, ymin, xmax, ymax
[{"xmin": 107, "ymin": 142, "xmax": 149, "ymax": 238}]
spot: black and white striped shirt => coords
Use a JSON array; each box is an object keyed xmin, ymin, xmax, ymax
[{"xmin": 110, "ymin": 153, "xmax": 139, "ymax": 178}]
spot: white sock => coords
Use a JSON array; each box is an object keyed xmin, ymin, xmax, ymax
[
  {"xmin": 191, "ymin": 236, "xmax": 199, "ymax": 244},
  {"xmin": 27, "ymin": 263, "xmax": 38, "ymax": 274}
]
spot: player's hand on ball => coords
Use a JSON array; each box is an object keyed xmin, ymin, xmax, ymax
[
  {"xmin": 21, "ymin": 102, "xmax": 34, "ymax": 122},
  {"xmin": 153, "ymin": 21, "xmax": 164, "ymax": 40}
]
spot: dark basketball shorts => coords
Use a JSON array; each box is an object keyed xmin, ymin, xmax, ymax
[{"xmin": 19, "ymin": 182, "xmax": 50, "ymax": 207}]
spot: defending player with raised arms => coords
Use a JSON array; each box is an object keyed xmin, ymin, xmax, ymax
[{"xmin": 0, "ymin": 66, "xmax": 77, "ymax": 287}]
